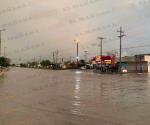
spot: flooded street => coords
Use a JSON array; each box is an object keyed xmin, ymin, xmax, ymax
[{"xmin": 0, "ymin": 68, "xmax": 150, "ymax": 125}]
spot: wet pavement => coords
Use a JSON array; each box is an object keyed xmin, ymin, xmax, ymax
[{"xmin": 0, "ymin": 67, "xmax": 150, "ymax": 125}]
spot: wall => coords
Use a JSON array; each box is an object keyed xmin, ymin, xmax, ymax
[
  {"xmin": 144, "ymin": 56, "xmax": 150, "ymax": 72},
  {"xmin": 127, "ymin": 61, "xmax": 148, "ymax": 73}
]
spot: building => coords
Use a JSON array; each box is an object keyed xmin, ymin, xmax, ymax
[
  {"xmin": 91, "ymin": 55, "xmax": 116, "ymax": 66},
  {"xmin": 121, "ymin": 54, "xmax": 150, "ymax": 73},
  {"xmin": 121, "ymin": 56, "xmax": 135, "ymax": 62},
  {"xmin": 135, "ymin": 54, "xmax": 150, "ymax": 73}
]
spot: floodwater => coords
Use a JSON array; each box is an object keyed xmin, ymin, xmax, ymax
[{"xmin": 0, "ymin": 68, "xmax": 150, "ymax": 125}]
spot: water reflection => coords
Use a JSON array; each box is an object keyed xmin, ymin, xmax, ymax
[
  {"xmin": 0, "ymin": 74, "xmax": 5, "ymax": 81},
  {"xmin": 71, "ymin": 70, "xmax": 82, "ymax": 115},
  {"xmin": 1, "ymin": 68, "xmax": 150, "ymax": 124},
  {"xmin": 98, "ymin": 73, "xmax": 150, "ymax": 107}
]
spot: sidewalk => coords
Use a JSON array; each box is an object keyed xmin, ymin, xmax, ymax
[
  {"xmin": 0, "ymin": 70, "xmax": 4, "ymax": 76},
  {"xmin": 0, "ymin": 67, "xmax": 9, "ymax": 75}
]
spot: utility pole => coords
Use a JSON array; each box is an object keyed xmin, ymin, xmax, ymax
[
  {"xmin": 0, "ymin": 29, "xmax": 6, "ymax": 57},
  {"xmin": 97, "ymin": 37, "xmax": 104, "ymax": 68},
  {"xmin": 52, "ymin": 52, "xmax": 55, "ymax": 69},
  {"xmin": 53, "ymin": 52, "xmax": 55, "ymax": 63},
  {"xmin": 117, "ymin": 27, "xmax": 126, "ymax": 73},
  {"xmin": 84, "ymin": 51, "xmax": 88, "ymax": 63},
  {"xmin": 4, "ymin": 46, "xmax": 7, "ymax": 57},
  {"xmin": 70, "ymin": 56, "xmax": 72, "ymax": 62},
  {"xmin": 39, "ymin": 56, "xmax": 42, "ymax": 62},
  {"xmin": 33, "ymin": 57, "xmax": 35, "ymax": 62},
  {"xmin": 55, "ymin": 50, "xmax": 59, "ymax": 63},
  {"xmin": 55, "ymin": 50, "xmax": 59, "ymax": 69}
]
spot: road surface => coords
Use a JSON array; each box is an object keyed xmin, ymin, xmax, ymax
[{"xmin": 0, "ymin": 67, "xmax": 150, "ymax": 125}]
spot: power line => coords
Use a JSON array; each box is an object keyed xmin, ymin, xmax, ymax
[{"xmin": 108, "ymin": 43, "xmax": 150, "ymax": 52}]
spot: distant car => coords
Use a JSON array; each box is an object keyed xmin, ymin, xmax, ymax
[
  {"xmin": 86, "ymin": 64, "xmax": 92, "ymax": 69},
  {"xmin": 122, "ymin": 68, "xmax": 128, "ymax": 73},
  {"xmin": 80, "ymin": 66, "xmax": 86, "ymax": 70},
  {"xmin": 121, "ymin": 66, "xmax": 128, "ymax": 73}
]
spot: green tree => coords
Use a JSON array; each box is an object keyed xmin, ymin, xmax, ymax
[
  {"xmin": 20, "ymin": 63, "xmax": 27, "ymax": 67},
  {"xmin": 79, "ymin": 59, "xmax": 86, "ymax": 67},
  {"xmin": 0, "ymin": 57, "xmax": 10, "ymax": 67},
  {"xmin": 40, "ymin": 60, "xmax": 51, "ymax": 67}
]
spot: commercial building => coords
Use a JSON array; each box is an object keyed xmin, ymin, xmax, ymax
[
  {"xmin": 135, "ymin": 54, "xmax": 150, "ymax": 73},
  {"xmin": 121, "ymin": 54, "xmax": 150, "ymax": 73}
]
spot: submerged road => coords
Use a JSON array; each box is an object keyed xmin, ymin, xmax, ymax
[{"xmin": 0, "ymin": 67, "xmax": 150, "ymax": 125}]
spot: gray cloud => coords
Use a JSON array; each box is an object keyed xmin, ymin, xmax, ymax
[{"xmin": 0, "ymin": 0, "xmax": 150, "ymax": 63}]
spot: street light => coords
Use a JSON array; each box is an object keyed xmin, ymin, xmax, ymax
[
  {"xmin": 74, "ymin": 39, "xmax": 80, "ymax": 68},
  {"xmin": 97, "ymin": 37, "xmax": 104, "ymax": 68},
  {"xmin": 0, "ymin": 29, "xmax": 6, "ymax": 57}
]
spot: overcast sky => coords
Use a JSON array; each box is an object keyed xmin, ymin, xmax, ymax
[{"xmin": 0, "ymin": 0, "xmax": 150, "ymax": 63}]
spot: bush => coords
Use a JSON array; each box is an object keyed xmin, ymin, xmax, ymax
[
  {"xmin": 0, "ymin": 57, "xmax": 10, "ymax": 67},
  {"xmin": 40, "ymin": 60, "xmax": 51, "ymax": 67}
]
